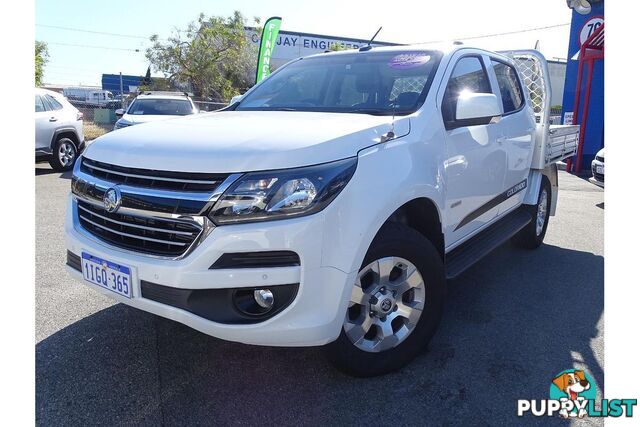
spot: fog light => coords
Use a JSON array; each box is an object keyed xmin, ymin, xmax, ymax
[{"xmin": 254, "ymin": 289, "xmax": 274, "ymax": 309}]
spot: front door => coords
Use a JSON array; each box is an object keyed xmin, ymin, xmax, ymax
[{"xmin": 441, "ymin": 54, "xmax": 507, "ymax": 246}]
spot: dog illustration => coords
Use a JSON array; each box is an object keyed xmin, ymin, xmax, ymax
[{"xmin": 552, "ymin": 370, "xmax": 591, "ymax": 418}]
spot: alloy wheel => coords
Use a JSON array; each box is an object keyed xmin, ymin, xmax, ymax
[
  {"xmin": 343, "ymin": 256, "xmax": 426, "ymax": 353},
  {"xmin": 536, "ymin": 188, "xmax": 548, "ymax": 236},
  {"xmin": 58, "ymin": 141, "xmax": 76, "ymax": 168}
]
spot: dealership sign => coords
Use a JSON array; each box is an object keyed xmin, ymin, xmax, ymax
[{"xmin": 579, "ymin": 16, "xmax": 604, "ymax": 45}]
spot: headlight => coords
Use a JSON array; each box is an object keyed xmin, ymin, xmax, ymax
[{"xmin": 209, "ymin": 157, "xmax": 357, "ymax": 224}]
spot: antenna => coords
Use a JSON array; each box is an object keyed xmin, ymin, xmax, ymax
[{"xmin": 359, "ymin": 26, "xmax": 382, "ymax": 52}]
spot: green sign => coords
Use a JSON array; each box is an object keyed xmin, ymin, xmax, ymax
[{"xmin": 255, "ymin": 16, "xmax": 282, "ymax": 83}]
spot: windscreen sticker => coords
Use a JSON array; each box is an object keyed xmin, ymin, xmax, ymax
[{"xmin": 388, "ymin": 53, "xmax": 431, "ymax": 69}]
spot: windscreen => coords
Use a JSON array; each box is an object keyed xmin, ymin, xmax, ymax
[
  {"xmin": 127, "ymin": 99, "xmax": 193, "ymax": 116},
  {"xmin": 236, "ymin": 50, "xmax": 442, "ymax": 115}
]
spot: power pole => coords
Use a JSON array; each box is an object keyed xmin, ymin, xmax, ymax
[{"xmin": 119, "ymin": 72, "xmax": 124, "ymax": 108}]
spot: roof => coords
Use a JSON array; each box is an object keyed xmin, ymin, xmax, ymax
[
  {"xmin": 303, "ymin": 42, "xmax": 507, "ymax": 61},
  {"xmin": 135, "ymin": 92, "xmax": 191, "ymax": 100}
]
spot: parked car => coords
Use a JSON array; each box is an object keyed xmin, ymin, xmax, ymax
[
  {"xmin": 589, "ymin": 148, "xmax": 604, "ymax": 188},
  {"xmin": 35, "ymin": 88, "xmax": 85, "ymax": 171},
  {"xmin": 62, "ymin": 87, "xmax": 118, "ymax": 108},
  {"xmin": 65, "ymin": 46, "xmax": 579, "ymax": 376},
  {"xmin": 113, "ymin": 92, "xmax": 198, "ymax": 130}
]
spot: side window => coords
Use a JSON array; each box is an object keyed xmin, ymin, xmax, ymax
[
  {"xmin": 45, "ymin": 95, "xmax": 64, "ymax": 110},
  {"xmin": 35, "ymin": 95, "xmax": 46, "ymax": 112},
  {"xmin": 442, "ymin": 56, "xmax": 492, "ymax": 126},
  {"xmin": 491, "ymin": 60, "xmax": 524, "ymax": 113}
]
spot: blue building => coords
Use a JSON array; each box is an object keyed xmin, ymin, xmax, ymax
[
  {"xmin": 101, "ymin": 74, "xmax": 144, "ymax": 96},
  {"xmin": 561, "ymin": 0, "xmax": 604, "ymax": 171}
]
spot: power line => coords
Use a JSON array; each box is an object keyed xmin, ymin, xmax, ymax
[
  {"xmin": 48, "ymin": 42, "xmax": 143, "ymax": 52},
  {"xmin": 416, "ymin": 23, "xmax": 571, "ymax": 44},
  {"xmin": 36, "ymin": 24, "xmax": 150, "ymax": 40}
]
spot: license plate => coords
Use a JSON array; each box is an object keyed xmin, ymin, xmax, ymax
[
  {"xmin": 596, "ymin": 165, "xmax": 604, "ymax": 174},
  {"xmin": 81, "ymin": 252, "xmax": 132, "ymax": 298}
]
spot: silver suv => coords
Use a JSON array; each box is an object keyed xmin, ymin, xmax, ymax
[{"xmin": 35, "ymin": 88, "xmax": 85, "ymax": 171}]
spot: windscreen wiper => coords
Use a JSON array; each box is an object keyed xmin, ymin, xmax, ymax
[{"xmin": 349, "ymin": 108, "xmax": 392, "ymax": 116}]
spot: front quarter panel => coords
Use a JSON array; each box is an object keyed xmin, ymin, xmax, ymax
[{"xmin": 320, "ymin": 111, "xmax": 445, "ymax": 275}]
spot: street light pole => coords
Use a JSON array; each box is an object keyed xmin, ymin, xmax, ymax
[{"xmin": 119, "ymin": 72, "xmax": 124, "ymax": 109}]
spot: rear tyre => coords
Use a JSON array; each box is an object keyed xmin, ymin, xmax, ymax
[
  {"xmin": 49, "ymin": 137, "xmax": 77, "ymax": 172},
  {"xmin": 512, "ymin": 176, "xmax": 551, "ymax": 249},
  {"xmin": 325, "ymin": 223, "xmax": 446, "ymax": 377}
]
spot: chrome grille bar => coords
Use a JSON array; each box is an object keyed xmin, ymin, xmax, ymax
[
  {"xmin": 83, "ymin": 162, "xmax": 221, "ymax": 185},
  {"xmin": 77, "ymin": 204, "xmax": 197, "ymax": 236},
  {"xmin": 78, "ymin": 216, "xmax": 188, "ymax": 246}
]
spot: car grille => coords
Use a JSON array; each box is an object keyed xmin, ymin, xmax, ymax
[
  {"xmin": 81, "ymin": 157, "xmax": 229, "ymax": 192},
  {"xmin": 76, "ymin": 200, "xmax": 203, "ymax": 257}
]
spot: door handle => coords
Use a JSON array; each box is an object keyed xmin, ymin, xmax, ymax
[{"xmin": 49, "ymin": 117, "xmax": 58, "ymax": 122}]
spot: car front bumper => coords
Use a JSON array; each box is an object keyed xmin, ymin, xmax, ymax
[
  {"xmin": 590, "ymin": 159, "xmax": 604, "ymax": 188},
  {"xmin": 64, "ymin": 195, "xmax": 355, "ymax": 347}
]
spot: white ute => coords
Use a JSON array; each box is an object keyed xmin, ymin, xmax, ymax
[{"xmin": 65, "ymin": 45, "xmax": 578, "ymax": 376}]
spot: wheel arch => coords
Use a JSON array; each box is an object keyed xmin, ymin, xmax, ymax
[
  {"xmin": 378, "ymin": 197, "xmax": 444, "ymax": 261},
  {"xmin": 50, "ymin": 127, "xmax": 80, "ymax": 149},
  {"xmin": 522, "ymin": 165, "xmax": 557, "ymax": 216}
]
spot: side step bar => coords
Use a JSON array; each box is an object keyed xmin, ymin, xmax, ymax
[{"xmin": 445, "ymin": 208, "xmax": 532, "ymax": 279}]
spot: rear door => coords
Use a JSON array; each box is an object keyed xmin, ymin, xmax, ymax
[
  {"xmin": 487, "ymin": 58, "xmax": 536, "ymax": 214},
  {"xmin": 440, "ymin": 53, "xmax": 506, "ymax": 245}
]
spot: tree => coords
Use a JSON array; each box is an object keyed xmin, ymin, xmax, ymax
[
  {"xmin": 146, "ymin": 11, "xmax": 258, "ymax": 101},
  {"xmin": 35, "ymin": 41, "xmax": 49, "ymax": 87}
]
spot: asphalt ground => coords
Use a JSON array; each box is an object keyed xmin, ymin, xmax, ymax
[{"xmin": 35, "ymin": 163, "xmax": 604, "ymax": 426}]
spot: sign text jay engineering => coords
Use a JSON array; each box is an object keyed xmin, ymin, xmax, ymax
[{"xmin": 246, "ymin": 27, "xmax": 395, "ymax": 70}]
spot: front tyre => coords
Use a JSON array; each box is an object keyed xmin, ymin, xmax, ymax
[
  {"xmin": 49, "ymin": 137, "xmax": 77, "ymax": 172},
  {"xmin": 325, "ymin": 223, "xmax": 445, "ymax": 377},
  {"xmin": 512, "ymin": 176, "xmax": 552, "ymax": 249}
]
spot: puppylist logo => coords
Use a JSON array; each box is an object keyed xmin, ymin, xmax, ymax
[{"xmin": 517, "ymin": 369, "xmax": 637, "ymax": 419}]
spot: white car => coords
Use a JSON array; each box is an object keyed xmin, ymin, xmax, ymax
[
  {"xmin": 35, "ymin": 88, "xmax": 85, "ymax": 171},
  {"xmin": 114, "ymin": 92, "xmax": 198, "ymax": 130},
  {"xmin": 589, "ymin": 148, "xmax": 604, "ymax": 188},
  {"xmin": 65, "ymin": 46, "xmax": 578, "ymax": 376}
]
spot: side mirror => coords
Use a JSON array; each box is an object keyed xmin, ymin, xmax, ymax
[
  {"xmin": 115, "ymin": 108, "xmax": 125, "ymax": 117},
  {"xmin": 456, "ymin": 93, "xmax": 502, "ymax": 123},
  {"xmin": 229, "ymin": 95, "xmax": 243, "ymax": 105}
]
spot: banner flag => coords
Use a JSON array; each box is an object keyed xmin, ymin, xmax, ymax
[{"xmin": 255, "ymin": 16, "xmax": 282, "ymax": 83}]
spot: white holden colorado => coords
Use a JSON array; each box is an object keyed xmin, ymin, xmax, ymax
[{"xmin": 65, "ymin": 45, "xmax": 578, "ymax": 376}]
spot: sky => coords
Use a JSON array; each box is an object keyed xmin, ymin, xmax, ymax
[{"xmin": 35, "ymin": 0, "xmax": 573, "ymax": 86}]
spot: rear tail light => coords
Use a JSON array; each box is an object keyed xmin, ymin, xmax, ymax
[{"xmin": 76, "ymin": 111, "xmax": 84, "ymax": 121}]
